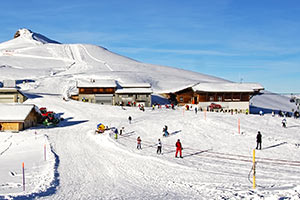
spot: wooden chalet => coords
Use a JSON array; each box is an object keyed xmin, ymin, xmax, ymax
[
  {"xmin": 0, "ymin": 104, "xmax": 40, "ymax": 131},
  {"xmin": 77, "ymin": 79, "xmax": 117, "ymax": 105},
  {"xmin": 166, "ymin": 82, "xmax": 264, "ymax": 112}
]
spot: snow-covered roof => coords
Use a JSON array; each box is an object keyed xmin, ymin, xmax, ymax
[
  {"xmin": 115, "ymin": 88, "xmax": 153, "ymax": 94},
  {"xmin": 0, "ymin": 104, "xmax": 35, "ymax": 122},
  {"xmin": 192, "ymin": 82, "xmax": 264, "ymax": 92},
  {"xmin": 118, "ymin": 82, "xmax": 151, "ymax": 88},
  {"xmin": 161, "ymin": 82, "xmax": 200, "ymax": 94},
  {"xmin": 77, "ymin": 79, "xmax": 116, "ymax": 88}
]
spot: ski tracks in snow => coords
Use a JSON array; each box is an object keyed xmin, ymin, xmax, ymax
[{"xmin": 79, "ymin": 44, "xmax": 113, "ymax": 71}]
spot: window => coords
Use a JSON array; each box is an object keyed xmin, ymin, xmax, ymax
[
  {"xmin": 179, "ymin": 97, "xmax": 183, "ymax": 102},
  {"xmin": 209, "ymin": 96, "xmax": 214, "ymax": 101},
  {"xmin": 218, "ymin": 96, "xmax": 222, "ymax": 101}
]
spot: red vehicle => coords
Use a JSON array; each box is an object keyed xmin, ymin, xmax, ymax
[
  {"xmin": 208, "ymin": 103, "xmax": 222, "ymax": 110},
  {"xmin": 40, "ymin": 107, "xmax": 47, "ymax": 116}
]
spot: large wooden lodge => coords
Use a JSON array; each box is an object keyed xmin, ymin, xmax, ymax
[{"xmin": 164, "ymin": 82, "xmax": 264, "ymax": 112}]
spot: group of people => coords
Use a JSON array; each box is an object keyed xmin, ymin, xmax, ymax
[{"xmin": 135, "ymin": 136, "xmax": 183, "ymax": 158}]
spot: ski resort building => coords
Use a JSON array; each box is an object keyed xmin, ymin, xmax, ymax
[
  {"xmin": 0, "ymin": 80, "xmax": 27, "ymax": 103},
  {"xmin": 165, "ymin": 82, "xmax": 264, "ymax": 112},
  {"xmin": 75, "ymin": 80, "xmax": 153, "ymax": 107},
  {"xmin": 0, "ymin": 88, "xmax": 28, "ymax": 103},
  {"xmin": 77, "ymin": 79, "xmax": 117, "ymax": 105},
  {"xmin": 115, "ymin": 83, "xmax": 152, "ymax": 107},
  {"xmin": 0, "ymin": 104, "xmax": 40, "ymax": 131}
]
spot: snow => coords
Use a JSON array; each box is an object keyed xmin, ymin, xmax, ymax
[
  {"xmin": 0, "ymin": 29, "xmax": 299, "ymax": 199},
  {"xmin": 118, "ymin": 82, "xmax": 151, "ymax": 88},
  {"xmin": 115, "ymin": 88, "xmax": 153, "ymax": 94},
  {"xmin": 193, "ymin": 82, "xmax": 264, "ymax": 92},
  {"xmin": 0, "ymin": 104, "xmax": 35, "ymax": 121},
  {"xmin": 77, "ymin": 79, "xmax": 116, "ymax": 88}
]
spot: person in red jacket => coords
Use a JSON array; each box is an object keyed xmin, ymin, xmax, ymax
[
  {"xmin": 137, "ymin": 136, "xmax": 142, "ymax": 150},
  {"xmin": 175, "ymin": 139, "xmax": 183, "ymax": 158}
]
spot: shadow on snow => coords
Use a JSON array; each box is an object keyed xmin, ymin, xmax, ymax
[{"xmin": 1, "ymin": 145, "xmax": 60, "ymax": 200}]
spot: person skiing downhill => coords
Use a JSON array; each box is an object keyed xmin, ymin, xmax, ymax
[
  {"xmin": 128, "ymin": 116, "xmax": 132, "ymax": 124},
  {"xmin": 137, "ymin": 136, "xmax": 142, "ymax": 149},
  {"xmin": 157, "ymin": 139, "xmax": 162, "ymax": 154},
  {"xmin": 256, "ymin": 131, "xmax": 262, "ymax": 150},
  {"xmin": 175, "ymin": 139, "xmax": 183, "ymax": 158},
  {"xmin": 163, "ymin": 125, "xmax": 169, "ymax": 137}
]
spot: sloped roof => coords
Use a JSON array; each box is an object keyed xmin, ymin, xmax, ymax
[
  {"xmin": 161, "ymin": 82, "xmax": 200, "ymax": 94},
  {"xmin": 192, "ymin": 82, "xmax": 264, "ymax": 92},
  {"xmin": 115, "ymin": 88, "xmax": 153, "ymax": 94},
  {"xmin": 118, "ymin": 82, "xmax": 151, "ymax": 88},
  {"xmin": 77, "ymin": 79, "xmax": 116, "ymax": 88},
  {"xmin": 0, "ymin": 104, "xmax": 35, "ymax": 122}
]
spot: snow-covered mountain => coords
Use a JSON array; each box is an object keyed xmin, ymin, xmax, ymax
[
  {"xmin": 0, "ymin": 28, "xmax": 226, "ymax": 91},
  {"xmin": 0, "ymin": 28, "xmax": 297, "ymax": 112}
]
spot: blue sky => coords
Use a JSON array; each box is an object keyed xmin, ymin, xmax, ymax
[{"xmin": 0, "ymin": 0, "xmax": 300, "ymax": 93}]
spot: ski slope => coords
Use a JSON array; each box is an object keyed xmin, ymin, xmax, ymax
[
  {"xmin": 1, "ymin": 92, "xmax": 300, "ymax": 199},
  {"xmin": 0, "ymin": 29, "xmax": 300, "ymax": 199}
]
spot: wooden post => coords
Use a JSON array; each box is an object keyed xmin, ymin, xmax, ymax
[
  {"xmin": 22, "ymin": 162, "xmax": 25, "ymax": 191},
  {"xmin": 253, "ymin": 149, "xmax": 256, "ymax": 189},
  {"xmin": 238, "ymin": 118, "xmax": 240, "ymax": 134}
]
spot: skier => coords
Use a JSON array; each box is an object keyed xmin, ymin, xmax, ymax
[
  {"xmin": 163, "ymin": 125, "xmax": 169, "ymax": 137},
  {"xmin": 137, "ymin": 136, "xmax": 142, "ymax": 149},
  {"xmin": 256, "ymin": 131, "xmax": 262, "ymax": 150},
  {"xmin": 157, "ymin": 139, "xmax": 162, "ymax": 154},
  {"xmin": 128, "ymin": 116, "xmax": 132, "ymax": 124},
  {"xmin": 171, "ymin": 104, "xmax": 175, "ymax": 110},
  {"xmin": 175, "ymin": 139, "xmax": 183, "ymax": 158},
  {"xmin": 120, "ymin": 127, "xmax": 125, "ymax": 135},
  {"xmin": 114, "ymin": 128, "xmax": 118, "ymax": 139},
  {"xmin": 195, "ymin": 107, "xmax": 198, "ymax": 114},
  {"xmin": 282, "ymin": 118, "xmax": 287, "ymax": 128}
]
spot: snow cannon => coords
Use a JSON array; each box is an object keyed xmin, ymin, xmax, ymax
[{"xmin": 96, "ymin": 123, "xmax": 106, "ymax": 134}]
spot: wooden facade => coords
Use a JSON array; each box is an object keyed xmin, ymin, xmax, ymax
[
  {"xmin": 175, "ymin": 90, "xmax": 252, "ymax": 105},
  {"xmin": 195, "ymin": 92, "xmax": 251, "ymax": 103},
  {"xmin": 0, "ymin": 106, "xmax": 39, "ymax": 132},
  {"xmin": 174, "ymin": 87, "xmax": 195, "ymax": 105},
  {"xmin": 0, "ymin": 88, "xmax": 28, "ymax": 103},
  {"xmin": 78, "ymin": 87, "xmax": 115, "ymax": 95}
]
